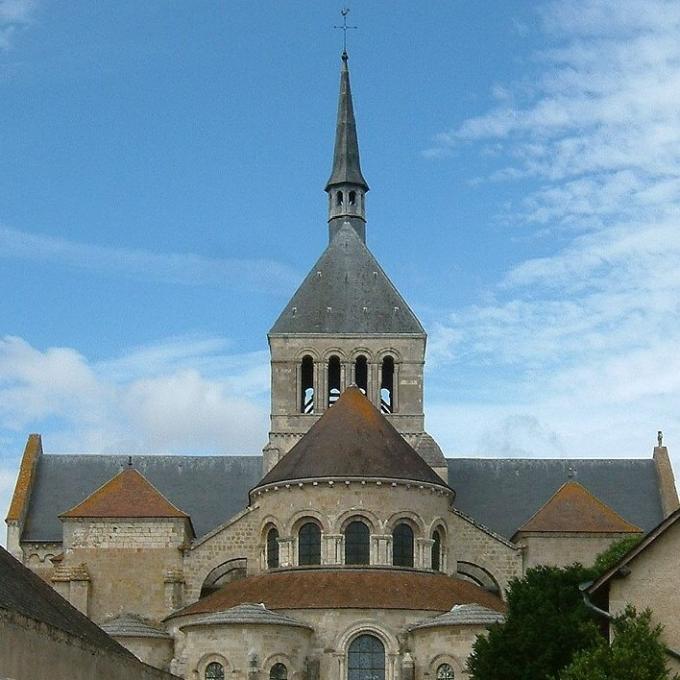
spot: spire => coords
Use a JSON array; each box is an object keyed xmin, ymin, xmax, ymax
[{"xmin": 326, "ymin": 51, "xmax": 369, "ymax": 242}]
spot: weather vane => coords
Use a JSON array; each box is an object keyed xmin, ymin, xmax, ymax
[{"xmin": 334, "ymin": 8, "xmax": 357, "ymax": 55}]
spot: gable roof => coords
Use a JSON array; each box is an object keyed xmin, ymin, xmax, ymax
[
  {"xmin": 514, "ymin": 481, "xmax": 642, "ymax": 536},
  {"xmin": 256, "ymin": 387, "xmax": 449, "ymax": 489},
  {"xmin": 60, "ymin": 467, "xmax": 189, "ymax": 521},
  {"xmin": 269, "ymin": 223, "xmax": 424, "ymax": 335},
  {"xmin": 0, "ymin": 544, "xmax": 134, "ymax": 659},
  {"xmin": 588, "ymin": 506, "xmax": 680, "ymax": 595}
]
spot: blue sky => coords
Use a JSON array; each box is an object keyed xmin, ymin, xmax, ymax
[{"xmin": 2, "ymin": 0, "xmax": 680, "ymax": 520}]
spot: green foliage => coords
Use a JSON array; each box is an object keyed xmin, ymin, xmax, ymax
[
  {"xmin": 467, "ymin": 564, "xmax": 601, "ymax": 680},
  {"xmin": 592, "ymin": 536, "xmax": 642, "ymax": 576},
  {"xmin": 559, "ymin": 606, "xmax": 678, "ymax": 680}
]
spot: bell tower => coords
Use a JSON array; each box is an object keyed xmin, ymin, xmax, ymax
[{"xmin": 263, "ymin": 52, "xmax": 447, "ymax": 481}]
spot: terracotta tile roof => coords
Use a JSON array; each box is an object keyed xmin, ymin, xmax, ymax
[
  {"xmin": 60, "ymin": 468, "xmax": 189, "ymax": 521},
  {"xmin": 257, "ymin": 387, "xmax": 449, "ymax": 489},
  {"xmin": 515, "ymin": 481, "xmax": 642, "ymax": 535},
  {"xmin": 168, "ymin": 568, "xmax": 505, "ymax": 619}
]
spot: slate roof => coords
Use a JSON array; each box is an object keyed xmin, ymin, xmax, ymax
[
  {"xmin": 61, "ymin": 468, "xmax": 189, "ymax": 521},
  {"xmin": 21, "ymin": 454, "xmax": 262, "ymax": 542},
  {"xmin": 101, "ymin": 612, "xmax": 170, "ymax": 639},
  {"xmin": 269, "ymin": 223, "xmax": 424, "ymax": 335},
  {"xmin": 257, "ymin": 387, "xmax": 449, "ymax": 489},
  {"xmin": 0, "ymin": 544, "xmax": 135, "ymax": 659},
  {"xmin": 176, "ymin": 603, "xmax": 312, "ymax": 629},
  {"xmin": 409, "ymin": 603, "xmax": 505, "ymax": 630},
  {"xmin": 168, "ymin": 569, "xmax": 505, "ymax": 618},
  {"xmin": 515, "ymin": 481, "xmax": 642, "ymax": 535},
  {"xmin": 448, "ymin": 458, "xmax": 665, "ymax": 538}
]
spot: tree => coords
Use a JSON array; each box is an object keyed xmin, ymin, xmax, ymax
[
  {"xmin": 592, "ymin": 536, "xmax": 642, "ymax": 576},
  {"xmin": 559, "ymin": 606, "xmax": 678, "ymax": 680},
  {"xmin": 467, "ymin": 564, "xmax": 601, "ymax": 680}
]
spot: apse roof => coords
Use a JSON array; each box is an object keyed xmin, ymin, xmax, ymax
[
  {"xmin": 409, "ymin": 603, "xmax": 505, "ymax": 630},
  {"xmin": 100, "ymin": 613, "xmax": 170, "ymax": 639},
  {"xmin": 269, "ymin": 223, "xmax": 424, "ymax": 335},
  {"xmin": 256, "ymin": 387, "xmax": 449, "ymax": 489},
  {"xmin": 176, "ymin": 603, "xmax": 312, "ymax": 629}
]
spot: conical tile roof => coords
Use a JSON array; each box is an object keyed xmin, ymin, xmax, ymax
[
  {"xmin": 257, "ymin": 387, "xmax": 449, "ymax": 489},
  {"xmin": 515, "ymin": 481, "xmax": 642, "ymax": 535},
  {"xmin": 60, "ymin": 468, "xmax": 189, "ymax": 521}
]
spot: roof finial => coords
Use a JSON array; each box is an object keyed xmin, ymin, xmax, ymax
[
  {"xmin": 334, "ymin": 8, "xmax": 357, "ymax": 56},
  {"xmin": 128, "ymin": 455, "xmax": 133, "ymax": 467},
  {"xmin": 658, "ymin": 430, "xmax": 664, "ymax": 447}
]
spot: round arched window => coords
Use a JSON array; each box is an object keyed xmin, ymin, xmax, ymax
[
  {"xmin": 432, "ymin": 528, "xmax": 442, "ymax": 571},
  {"xmin": 266, "ymin": 527, "xmax": 279, "ymax": 569},
  {"xmin": 392, "ymin": 523, "xmax": 414, "ymax": 568},
  {"xmin": 205, "ymin": 662, "xmax": 225, "ymax": 680},
  {"xmin": 344, "ymin": 520, "xmax": 370, "ymax": 565},
  {"xmin": 348, "ymin": 634, "xmax": 385, "ymax": 680},
  {"xmin": 437, "ymin": 663, "xmax": 455, "ymax": 680},
  {"xmin": 270, "ymin": 663, "xmax": 288, "ymax": 680},
  {"xmin": 298, "ymin": 522, "xmax": 321, "ymax": 565}
]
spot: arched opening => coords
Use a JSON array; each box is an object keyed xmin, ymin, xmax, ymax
[
  {"xmin": 392, "ymin": 523, "xmax": 414, "ymax": 568},
  {"xmin": 380, "ymin": 356, "xmax": 394, "ymax": 413},
  {"xmin": 431, "ymin": 529, "xmax": 442, "ymax": 572},
  {"xmin": 205, "ymin": 662, "xmax": 225, "ymax": 680},
  {"xmin": 266, "ymin": 527, "xmax": 279, "ymax": 569},
  {"xmin": 437, "ymin": 664, "xmax": 455, "ymax": 680},
  {"xmin": 336, "ymin": 190, "xmax": 343, "ymax": 206},
  {"xmin": 270, "ymin": 663, "xmax": 288, "ymax": 680},
  {"xmin": 200, "ymin": 558, "xmax": 247, "ymax": 598},
  {"xmin": 298, "ymin": 522, "xmax": 321, "ymax": 565},
  {"xmin": 349, "ymin": 190, "xmax": 356, "ymax": 205},
  {"xmin": 328, "ymin": 355, "xmax": 341, "ymax": 406},
  {"xmin": 344, "ymin": 520, "xmax": 370, "ymax": 565},
  {"xmin": 348, "ymin": 635, "xmax": 385, "ymax": 680},
  {"xmin": 300, "ymin": 355, "xmax": 314, "ymax": 414},
  {"xmin": 355, "ymin": 355, "xmax": 368, "ymax": 394}
]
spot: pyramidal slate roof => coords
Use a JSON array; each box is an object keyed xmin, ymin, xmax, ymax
[
  {"xmin": 269, "ymin": 223, "xmax": 424, "ymax": 335},
  {"xmin": 60, "ymin": 467, "xmax": 189, "ymax": 521},
  {"xmin": 515, "ymin": 480, "xmax": 642, "ymax": 535},
  {"xmin": 257, "ymin": 387, "xmax": 449, "ymax": 489}
]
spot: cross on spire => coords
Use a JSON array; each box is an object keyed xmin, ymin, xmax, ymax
[{"xmin": 334, "ymin": 8, "xmax": 357, "ymax": 55}]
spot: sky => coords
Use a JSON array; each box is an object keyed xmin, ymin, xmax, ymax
[{"xmin": 2, "ymin": 0, "xmax": 680, "ymax": 523}]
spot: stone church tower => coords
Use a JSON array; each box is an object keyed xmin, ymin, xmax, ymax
[{"xmin": 264, "ymin": 51, "xmax": 446, "ymax": 479}]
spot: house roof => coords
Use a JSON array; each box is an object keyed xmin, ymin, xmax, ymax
[
  {"xmin": 60, "ymin": 467, "xmax": 189, "ymax": 521},
  {"xmin": 269, "ymin": 223, "xmax": 424, "ymax": 335},
  {"xmin": 256, "ymin": 387, "xmax": 449, "ymax": 490},
  {"xmin": 514, "ymin": 481, "xmax": 642, "ymax": 536},
  {"xmin": 0, "ymin": 544, "xmax": 135, "ymax": 659},
  {"xmin": 168, "ymin": 569, "xmax": 505, "ymax": 618},
  {"xmin": 409, "ymin": 603, "xmax": 505, "ymax": 630},
  {"xmin": 588, "ymin": 506, "xmax": 680, "ymax": 595}
]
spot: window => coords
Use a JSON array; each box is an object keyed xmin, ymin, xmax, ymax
[
  {"xmin": 380, "ymin": 356, "xmax": 394, "ymax": 413},
  {"xmin": 270, "ymin": 663, "xmax": 288, "ymax": 680},
  {"xmin": 266, "ymin": 527, "xmax": 279, "ymax": 569},
  {"xmin": 328, "ymin": 355, "xmax": 341, "ymax": 406},
  {"xmin": 437, "ymin": 664, "xmax": 455, "ymax": 680},
  {"xmin": 349, "ymin": 190, "xmax": 356, "ymax": 205},
  {"xmin": 205, "ymin": 662, "xmax": 225, "ymax": 680},
  {"xmin": 355, "ymin": 355, "xmax": 368, "ymax": 394},
  {"xmin": 298, "ymin": 522, "xmax": 321, "ymax": 565},
  {"xmin": 392, "ymin": 523, "xmax": 414, "ymax": 568},
  {"xmin": 348, "ymin": 634, "xmax": 385, "ymax": 680},
  {"xmin": 344, "ymin": 520, "xmax": 370, "ymax": 565},
  {"xmin": 300, "ymin": 355, "xmax": 314, "ymax": 413},
  {"xmin": 431, "ymin": 529, "xmax": 442, "ymax": 572},
  {"xmin": 336, "ymin": 190, "xmax": 343, "ymax": 206}
]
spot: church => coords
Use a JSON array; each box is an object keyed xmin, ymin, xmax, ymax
[{"xmin": 5, "ymin": 50, "xmax": 678, "ymax": 680}]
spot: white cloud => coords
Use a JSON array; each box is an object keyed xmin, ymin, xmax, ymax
[
  {"xmin": 0, "ymin": 335, "xmax": 270, "ymax": 455},
  {"xmin": 0, "ymin": 0, "xmax": 36, "ymax": 50},
  {"xmin": 0, "ymin": 225, "xmax": 299, "ymax": 294},
  {"xmin": 424, "ymin": 0, "xmax": 680, "ymax": 465}
]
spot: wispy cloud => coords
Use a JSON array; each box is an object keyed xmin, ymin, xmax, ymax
[
  {"xmin": 0, "ymin": 0, "xmax": 36, "ymax": 50},
  {"xmin": 0, "ymin": 225, "xmax": 299, "ymax": 293},
  {"xmin": 424, "ymin": 0, "xmax": 680, "ymax": 463}
]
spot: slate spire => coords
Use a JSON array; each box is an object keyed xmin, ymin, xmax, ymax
[{"xmin": 326, "ymin": 51, "xmax": 369, "ymax": 242}]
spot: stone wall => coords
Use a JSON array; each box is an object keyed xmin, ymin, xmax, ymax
[{"xmin": 0, "ymin": 608, "xmax": 179, "ymax": 680}]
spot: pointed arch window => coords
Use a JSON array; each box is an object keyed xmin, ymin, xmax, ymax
[
  {"xmin": 300, "ymin": 355, "xmax": 315, "ymax": 414},
  {"xmin": 266, "ymin": 527, "xmax": 279, "ymax": 569},
  {"xmin": 431, "ymin": 529, "xmax": 442, "ymax": 571},
  {"xmin": 348, "ymin": 634, "xmax": 385, "ymax": 680},
  {"xmin": 205, "ymin": 663, "xmax": 225, "ymax": 680},
  {"xmin": 392, "ymin": 523, "xmax": 414, "ymax": 568},
  {"xmin": 344, "ymin": 520, "xmax": 370, "ymax": 565},
  {"xmin": 380, "ymin": 356, "xmax": 395, "ymax": 413},
  {"xmin": 328, "ymin": 355, "xmax": 341, "ymax": 406},
  {"xmin": 355, "ymin": 355, "xmax": 368, "ymax": 394},
  {"xmin": 298, "ymin": 522, "xmax": 321, "ymax": 565}
]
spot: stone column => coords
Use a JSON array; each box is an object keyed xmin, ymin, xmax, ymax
[
  {"xmin": 373, "ymin": 534, "xmax": 392, "ymax": 566},
  {"xmin": 323, "ymin": 534, "xmax": 343, "ymax": 565},
  {"xmin": 278, "ymin": 537, "xmax": 294, "ymax": 567},
  {"xmin": 417, "ymin": 538, "xmax": 435, "ymax": 570}
]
